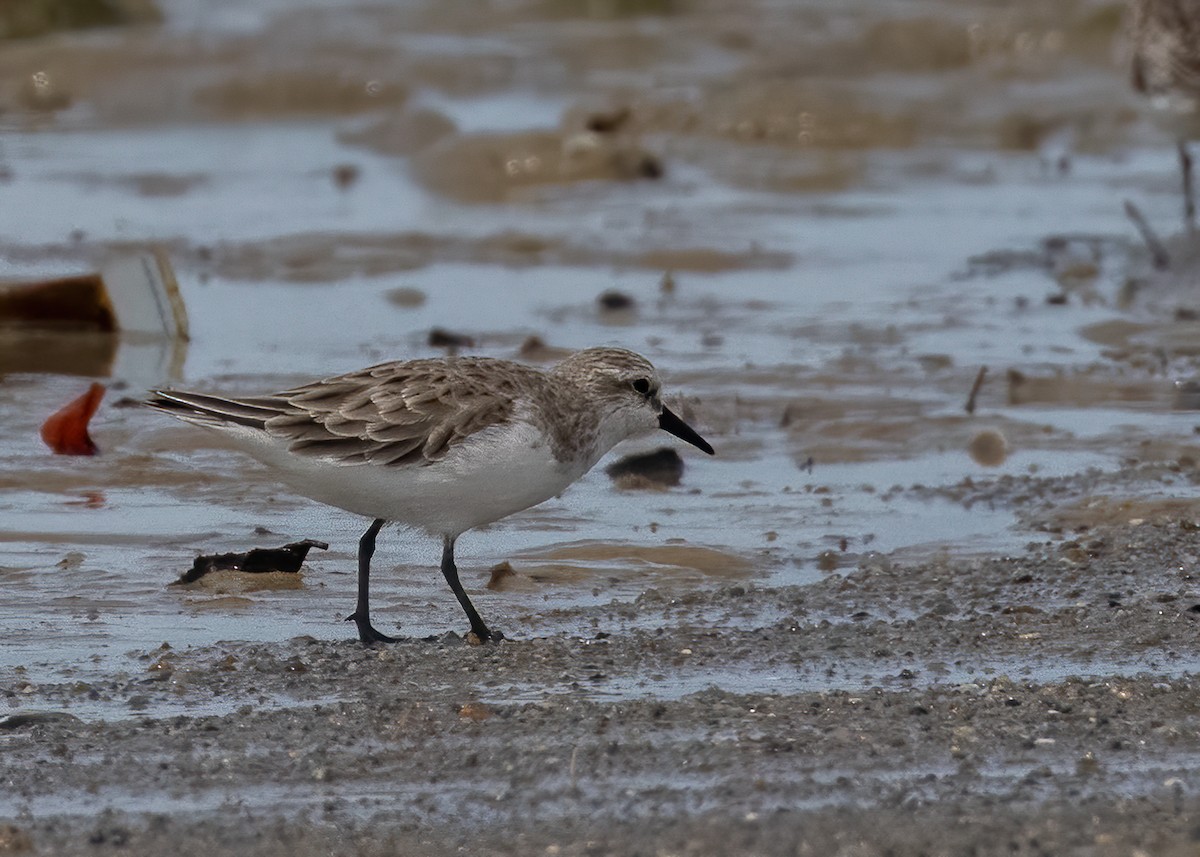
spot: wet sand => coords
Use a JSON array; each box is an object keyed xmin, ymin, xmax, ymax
[
  {"xmin": 3, "ymin": 0, "xmax": 1200, "ymax": 853},
  {"xmin": 6, "ymin": 517, "xmax": 1200, "ymax": 855}
]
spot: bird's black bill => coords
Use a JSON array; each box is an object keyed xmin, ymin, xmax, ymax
[{"xmin": 658, "ymin": 406, "xmax": 714, "ymax": 455}]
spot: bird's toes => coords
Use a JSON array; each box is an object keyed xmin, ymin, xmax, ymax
[{"xmin": 466, "ymin": 629, "xmax": 505, "ymax": 646}]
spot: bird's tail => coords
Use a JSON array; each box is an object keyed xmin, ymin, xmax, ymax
[{"xmin": 145, "ymin": 390, "xmax": 278, "ymax": 430}]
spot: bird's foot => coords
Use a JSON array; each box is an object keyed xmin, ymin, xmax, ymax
[
  {"xmin": 466, "ymin": 627, "xmax": 505, "ymax": 646},
  {"xmin": 345, "ymin": 612, "xmax": 399, "ymax": 644}
]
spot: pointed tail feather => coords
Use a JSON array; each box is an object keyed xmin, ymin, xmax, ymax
[{"xmin": 145, "ymin": 390, "xmax": 282, "ymax": 430}]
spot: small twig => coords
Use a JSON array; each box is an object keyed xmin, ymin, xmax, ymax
[
  {"xmin": 965, "ymin": 366, "xmax": 988, "ymax": 415},
  {"xmin": 1123, "ymin": 199, "xmax": 1170, "ymax": 270},
  {"xmin": 569, "ymin": 745, "xmax": 581, "ymax": 791},
  {"xmin": 1179, "ymin": 141, "xmax": 1195, "ymax": 234}
]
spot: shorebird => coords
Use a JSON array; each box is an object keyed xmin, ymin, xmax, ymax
[
  {"xmin": 147, "ymin": 347, "xmax": 714, "ymax": 644},
  {"xmin": 1129, "ymin": 0, "xmax": 1200, "ymax": 229}
]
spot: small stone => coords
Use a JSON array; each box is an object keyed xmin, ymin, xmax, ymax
[
  {"xmin": 384, "ymin": 287, "xmax": 427, "ymax": 308},
  {"xmin": 518, "ymin": 335, "xmax": 572, "ymax": 362},
  {"xmin": 429, "ymin": 327, "xmax": 474, "ymax": 349},
  {"xmin": 968, "ymin": 429, "xmax": 1008, "ymax": 467},
  {"xmin": 459, "ymin": 702, "xmax": 493, "ymax": 721},
  {"xmin": 1076, "ymin": 752, "xmax": 1101, "ymax": 776},
  {"xmin": 332, "ymin": 163, "xmax": 360, "ymax": 190},
  {"xmin": 585, "ymin": 106, "xmax": 631, "ymax": 134},
  {"xmin": 0, "ymin": 711, "xmax": 83, "ymax": 731},
  {"xmin": 597, "ymin": 290, "xmax": 635, "ymax": 312},
  {"xmin": 0, "ymin": 824, "xmax": 32, "ymax": 853},
  {"xmin": 605, "ymin": 448, "xmax": 684, "ymax": 489},
  {"xmin": 486, "ymin": 562, "xmax": 519, "ymax": 591},
  {"xmin": 56, "ymin": 551, "xmax": 85, "ymax": 569},
  {"xmin": 859, "ymin": 552, "xmax": 892, "ymax": 573}
]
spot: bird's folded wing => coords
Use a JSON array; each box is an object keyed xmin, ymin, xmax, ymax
[{"xmin": 259, "ymin": 361, "xmax": 519, "ymax": 466}]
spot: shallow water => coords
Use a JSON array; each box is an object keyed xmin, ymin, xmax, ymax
[{"xmin": 2, "ymin": 0, "xmax": 1198, "ymax": 714}]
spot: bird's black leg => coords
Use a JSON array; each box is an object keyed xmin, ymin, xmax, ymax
[
  {"xmin": 345, "ymin": 518, "xmax": 398, "ymax": 644},
  {"xmin": 440, "ymin": 536, "xmax": 502, "ymax": 642},
  {"xmin": 1180, "ymin": 140, "xmax": 1196, "ymax": 232}
]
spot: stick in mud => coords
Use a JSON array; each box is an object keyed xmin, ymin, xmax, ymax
[
  {"xmin": 1123, "ymin": 200, "xmax": 1171, "ymax": 270},
  {"xmin": 965, "ymin": 366, "xmax": 988, "ymax": 415},
  {"xmin": 1181, "ymin": 141, "xmax": 1196, "ymax": 233}
]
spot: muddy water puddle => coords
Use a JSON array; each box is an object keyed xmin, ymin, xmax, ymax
[{"xmin": 4, "ymin": 0, "xmax": 1200, "ymax": 725}]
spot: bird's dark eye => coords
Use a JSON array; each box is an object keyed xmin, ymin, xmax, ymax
[{"xmin": 632, "ymin": 378, "xmax": 651, "ymax": 396}]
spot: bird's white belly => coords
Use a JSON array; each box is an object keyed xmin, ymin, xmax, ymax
[{"xmin": 230, "ymin": 419, "xmax": 585, "ymax": 536}]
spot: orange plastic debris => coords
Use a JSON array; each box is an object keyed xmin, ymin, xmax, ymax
[{"xmin": 41, "ymin": 382, "xmax": 104, "ymax": 455}]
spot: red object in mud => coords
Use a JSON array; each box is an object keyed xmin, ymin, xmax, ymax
[{"xmin": 41, "ymin": 382, "xmax": 105, "ymax": 455}]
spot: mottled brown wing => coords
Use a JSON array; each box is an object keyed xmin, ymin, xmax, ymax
[
  {"xmin": 253, "ymin": 359, "xmax": 524, "ymax": 466},
  {"xmin": 1178, "ymin": 24, "xmax": 1200, "ymax": 94},
  {"xmin": 1132, "ymin": 0, "xmax": 1200, "ymax": 95}
]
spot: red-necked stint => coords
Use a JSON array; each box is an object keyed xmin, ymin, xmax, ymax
[
  {"xmin": 147, "ymin": 347, "xmax": 714, "ymax": 644},
  {"xmin": 1130, "ymin": 0, "xmax": 1200, "ymax": 229}
]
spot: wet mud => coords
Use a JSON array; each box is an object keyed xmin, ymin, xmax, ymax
[
  {"xmin": 5, "ymin": 520, "xmax": 1200, "ymax": 855},
  {"xmin": 3, "ymin": 0, "xmax": 1200, "ymax": 853}
]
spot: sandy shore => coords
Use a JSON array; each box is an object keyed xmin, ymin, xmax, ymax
[{"xmin": 4, "ymin": 514, "xmax": 1198, "ymax": 855}]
